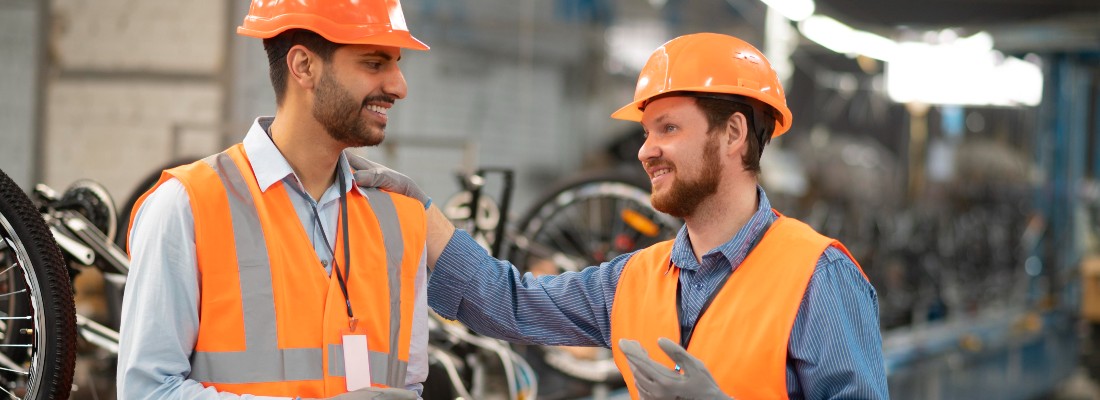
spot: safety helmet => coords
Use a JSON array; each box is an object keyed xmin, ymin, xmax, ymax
[
  {"xmin": 611, "ymin": 33, "xmax": 792, "ymax": 137},
  {"xmin": 237, "ymin": 0, "xmax": 429, "ymax": 51}
]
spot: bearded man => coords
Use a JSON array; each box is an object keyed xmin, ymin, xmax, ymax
[
  {"xmin": 119, "ymin": 2, "xmax": 431, "ymax": 399},
  {"xmin": 357, "ymin": 33, "xmax": 889, "ymax": 400}
]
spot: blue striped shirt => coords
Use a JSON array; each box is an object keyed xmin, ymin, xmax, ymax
[{"xmin": 428, "ymin": 187, "xmax": 888, "ymax": 399}]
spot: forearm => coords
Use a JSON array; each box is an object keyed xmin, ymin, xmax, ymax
[
  {"xmin": 425, "ymin": 205, "xmax": 455, "ymax": 269},
  {"xmin": 428, "ymin": 230, "xmax": 621, "ymax": 347}
]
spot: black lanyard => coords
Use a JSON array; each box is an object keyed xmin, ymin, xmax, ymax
[
  {"xmin": 311, "ymin": 169, "xmax": 356, "ymax": 330},
  {"xmin": 676, "ymin": 219, "xmax": 773, "ymax": 349}
]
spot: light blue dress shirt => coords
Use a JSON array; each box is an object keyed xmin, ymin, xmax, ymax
[
  {"xmin": 428, "ymin": 187, "xmax": 889, "ymax": 399},
  {"xmin": 117, "ymin": 117, "xmax": 429, "ymax": 399}
]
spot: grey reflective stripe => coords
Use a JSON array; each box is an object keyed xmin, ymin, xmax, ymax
[
  {"xmin": 326, "ymin": 344, "xmax": 408, "ymax": 383},
  {"xmin": 192, "ymin": 348, "xmax": 323, "ymax": 382},
  {"xmin": 362, "ymin": 189, "xmax": 406, "ymax": 387},
  {"xmin": 190, "ymin": 153, "xmax": 324, "ymax": 383}
]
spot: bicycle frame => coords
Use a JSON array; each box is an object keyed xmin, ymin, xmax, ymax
[{"xmin": 34, "ymin": 184, "xmax": 126, "ymax": 356}]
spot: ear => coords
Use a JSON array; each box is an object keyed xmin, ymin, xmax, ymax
[
  {"xmin": 286, "ymin": 44, "xmax": 321, "ymax": 91},
  {"xmin": 724, "ymin": 111, "xmax": 749, "ymax": 157}
]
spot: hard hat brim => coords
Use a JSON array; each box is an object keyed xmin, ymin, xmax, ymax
[
  {"xmin": 237, "ymin": 14, "xmax": 429, "ymax": 51},
  {"xmin": 610, "ymin": 87, "xmax": 792, "ymax": 137}
]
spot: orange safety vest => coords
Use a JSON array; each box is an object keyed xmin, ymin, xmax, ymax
[
  {"xmin": 610, "ymin": 214, "xmax": 865, "ymax": 400},
  {"xmin": 130, "ymin": 144, "xmax": 426, "ymax": 397}
]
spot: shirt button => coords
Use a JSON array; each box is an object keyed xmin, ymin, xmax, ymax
[{"xmin": 321, "ymin": 260, "xmax": 329, "ymax": 267}]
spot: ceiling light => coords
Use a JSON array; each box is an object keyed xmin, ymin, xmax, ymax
[
  {"xmin": 798, "ymin": 15, "xmax": 898, "ymax": 61},
  {"xmin": 759, "ymin": 0, "xmax": 815, "ymax": 21}
]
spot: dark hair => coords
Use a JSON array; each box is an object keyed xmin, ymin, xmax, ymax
[
  {"xmin": 694, "ymin": 95, "xmax": 776, "ymax": 175},
  {"xmin": 263, "ymin": 29, "xmax": 344, "ymax": 105}
]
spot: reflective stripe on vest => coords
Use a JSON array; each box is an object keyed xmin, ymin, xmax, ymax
[
  {"xmin": 610, "ymin": 214, "xmax": 866, "ymax": 399},
  {"xmin": 184, "ymin": 152, "xmax": 407, "ymax": 386}
]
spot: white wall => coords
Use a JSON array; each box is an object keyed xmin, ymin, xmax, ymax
[{"xmin": 43, "ymin": 0, "xmax": 227, "ymax": 199}]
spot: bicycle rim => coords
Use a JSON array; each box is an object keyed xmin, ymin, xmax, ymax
[{"xmin": 0, "ymin": 170, "xmax": 76, "ymax": 399}]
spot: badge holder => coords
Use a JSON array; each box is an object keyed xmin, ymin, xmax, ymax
[{"xmin": 341, "ymin": 317, "xmax": 372, "ymax": 391}]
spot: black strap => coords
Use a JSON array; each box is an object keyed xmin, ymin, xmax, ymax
[
  {"xmin": 309, "ymin": 167, "xmax": 354, "ymax": 323},
  {"xmin": 677, "ymin": 219, "xmax": 774, "ymax": 349},
  {"xmin": 332, "ymin": 172, "xmax": 354, "ymax": 322}
]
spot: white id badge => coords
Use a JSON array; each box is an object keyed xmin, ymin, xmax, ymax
[{"xmin": 342, "ymin": 334, "xmax": 372, "ymax": 391}]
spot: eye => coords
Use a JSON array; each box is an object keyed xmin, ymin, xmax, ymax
[
  {"xmin": 361, "ymin": 61, "xmax": 384, "ymax": 70},
  {"xmin": 664, "ymin": 124, "xmax": 677, "ymax": 133},
  {"xmin": 641, "ymin": 130, "xmax": 649, "ymax": 139}
]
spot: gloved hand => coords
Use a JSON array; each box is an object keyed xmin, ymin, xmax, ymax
[
  {"xmin": 313, "ymin": 386, "xmax": 419, "ymax": 400},
  {"xmin": 619, "ymin": 337, "xmax": 733, "ymax": 400},
  {"xmin": 346, "ymin": 153, "xmax": 431, "ymax": 209}
]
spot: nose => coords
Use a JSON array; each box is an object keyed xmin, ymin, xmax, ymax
[
  {"xmin": 384, "ymin": 66, "xmax": 408, "ymax": 100},
  {"xmin": 638, "ymin": 133, "xmax": 660, "ymax": 164}
]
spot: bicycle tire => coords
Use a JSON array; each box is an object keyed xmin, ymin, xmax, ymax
[
  {"xmin": 508, "ymin": 170, "xmax": 679, "ymax": 397},
  {"xmin": 0, "ymin": 169, "xmax": 76, "ymax": 399}
]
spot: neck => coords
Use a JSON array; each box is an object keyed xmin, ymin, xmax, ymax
[
  {"xmin": 681, "ymin": 179, "xmax": 759, "ymax": 262},
  {"xmin": 268, "ymin": 108, "xmax": 345, "ymax": 201}
]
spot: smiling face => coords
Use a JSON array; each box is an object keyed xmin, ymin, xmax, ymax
[
  {"xmin": 637, "ymin": 96, "xmax": 724, "ymax": 218},
  {"xmin": 312, "ymin": 44, "xmax": 407, "ymax": 147}
]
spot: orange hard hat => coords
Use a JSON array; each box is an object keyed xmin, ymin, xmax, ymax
[
  {"xmin": 237, "ymin": 0, "xmax": 429, "ymax": 51},
  {"xmin": 611, "ymin": 33, "xmax": 793, "ymax": 137}
]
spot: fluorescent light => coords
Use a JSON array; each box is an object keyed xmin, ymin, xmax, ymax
[
  {"xmin": 759, "ymin": 0, "xmax": 815, "ymax": 21},
  {"xmin": 885, "ymin": 33, "xmax": 1043, "ymax": 106},
  {"xmin": 798, "ymin": 15, "xmax": 898, "ymax": 61}
]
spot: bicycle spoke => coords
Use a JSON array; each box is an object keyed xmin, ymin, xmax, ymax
[
  {"xmin": 561, "ymin": 209, "xmax": 600, "ymax": 261},
  {"xmin": 0, "ymin": 351, "xmax": 26, "ymax": 378},
  {"xmin": 0, "ymin": 290, "xmax": 26, "ymax": 299},
  {"xmin": 0, "ymin": 263, "xmax": 15, "ymax": 279},
  {"xmin": 542, "ymin": 224, "xmax": 588, "ymax": 260},
  {"xmin": 587, "ymin": 196, "xmax": 603, "ymax": 243},
  {"xmin": 0, "ymin": 383, "xmax": 18, "ymax": 400},
  {"xmin": 0, "ymin": 366, "xmax": 27, "ymax": 376},
  {"xmin": 561, "ymin": 202, "xmax": 597, "ymax": 257}
]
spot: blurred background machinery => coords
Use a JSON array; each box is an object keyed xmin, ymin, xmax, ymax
[{"xmin": 1, "ymin": 0, "xmax": 1099, "ymax": 399}]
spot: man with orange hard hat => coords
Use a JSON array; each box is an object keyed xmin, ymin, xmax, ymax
[
  {"xmin": 119, "ymin": 1, "xmax": 431, "ymax": 399},
  {"xmin": 358, "ymin": 33, "xmax": 890, "ymax": 399}
]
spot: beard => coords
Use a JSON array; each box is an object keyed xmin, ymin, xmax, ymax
[
  {"xmin": 312, "ymin": 68, "xmax": 389, "ymax": 147},
  {"xmin": 650, "ymin": 134, "xmax": 721, "ymax": 218}
]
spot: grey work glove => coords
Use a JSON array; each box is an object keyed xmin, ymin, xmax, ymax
[
  {"xmin": 317, "ymin": 386, "xmax": 419, "ymax": 400},
  {"xmin": 346, "ymin": 153, "xmax": 431, "ymax": 209},
  {"xmin": 619, "ymin": 337, "xmax": 734, "ymax": 400}
]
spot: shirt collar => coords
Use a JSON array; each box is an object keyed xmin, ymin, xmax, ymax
[
  {"xmin": 670, "ymin": 185, "xmax": 777, "ymax": 271},
  {"xmin": 242, "ymin": 117, "xmax": 357, "ymax": 199}
]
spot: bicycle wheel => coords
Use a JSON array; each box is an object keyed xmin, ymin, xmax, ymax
[
  {"xmin": 509, "ymin": 170, "xmax": 680, "ymax": 398},
  {"xmin": 0, "ymin": 169, "xmax": 77, "ymax": 399},
  {"xmin": 512, "ymin": 170, "xmax": 680, "ymax": 270}
]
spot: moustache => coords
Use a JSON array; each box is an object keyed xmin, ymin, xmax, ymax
[{"xmin": 643, "ymin": 159, "xmax": 672, "ymax": 169}]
